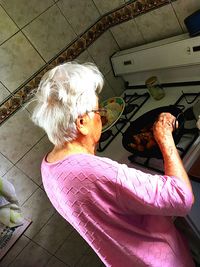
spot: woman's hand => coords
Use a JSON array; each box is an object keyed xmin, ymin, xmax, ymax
[{"xmin": 153, "ymin": 112, "xmax": 177, "ymax": 147}]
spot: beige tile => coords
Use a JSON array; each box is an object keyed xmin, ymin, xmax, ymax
[
  {"xmin": 0, "ymin": 108, "xmax": 44, "ymax": 163},
  {"xmin": 24, "ymin": 96, "xmax": 37, "ymax": 114},
  {"xmin": 88, "ymin": 31, "xmax": 119, "ymax": 75},
  {"xmin": 99, "ymin": 79, "xmax": 115, "ymax": 102},
  {"xmin": 0, "ymin": 6, "xmax": 18, "ymax": 44},
  {"xmin": 57, "ymin": 0, "xmax": 100, "ymax": 35},
  {"xmin": 34, "ymin": 212, "xmax": 73, "ymax": 254},
  {"xmin": 172, "ymin": 0, "xmax": 200, "ymax": 32},
  {"xmin": 23, "ymin": 5, "xmax": 76, "ymax": 62},
  {"xmin": 16, "ymin": 135, "xmax": 53, "ymax": 186},
  {"xmin": 45, "ymin": 256, "xmax": 67, "ymax": 267},
  {"xmin": 0, "ymin": 152, "xmax": 13, "ymax": 176},
  {"xmin": 0, "ymin": 32, "xmax": 44, "ymax": 92},
  {"xmin": 135, "ymin": 4, "xmax": 183, "ymax": 43},
  {"xmin": 0, "ymin": 0, "xmax": 54, "ymax": 28},
  {"xmin": 0, "ymin": 83, "xmax": 10, "ymax": 104},
  {"xmin": 110, "ymin": 19, "xmax": 145, "ymax": 50},
  {"xmin": 76, "ymin": 248, "xmax": 103, "ymax": 267},
  {"xmin": 76, "ymin": 49, "xmax": 94, "ymax": 64},
  {"xmin": 3, "ymin": 166, "xmax": 38, "ymax": 205},
  {"xmin": 55, "ymin": 230, "xmax": 89, "ymax": 266},
  {"xmin": 0, "ymin": 235, "xmax": 30, "ymax": 267},
  {"xmin": 93, "ymin": 0, "xmax": 125, "ymax": 15},
  {"xmin": 9, "ymin": 240, "xmax": 51, "ymax": 267},
  {"xmin": 104, "ymin": 69, "xmax": 125, "ymax": 96},
  {"xmin": 22, "ymin": 187, "xmax": 55, "ymax": 239}
]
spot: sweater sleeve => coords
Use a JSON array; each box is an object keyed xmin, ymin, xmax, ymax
[{"xmin": 115, "ymin": 163, "xmax": 193, "ymax": 216}]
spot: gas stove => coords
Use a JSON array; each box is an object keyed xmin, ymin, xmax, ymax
[{"xmin": 97, "ymin": 85, "xmax": 200, "ymax": 176}]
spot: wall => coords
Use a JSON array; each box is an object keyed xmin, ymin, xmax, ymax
[{"xmin": 0, "ymin": 0, "xmax": 200, "ymax": 266}]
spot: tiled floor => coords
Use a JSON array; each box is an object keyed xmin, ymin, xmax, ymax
[{"xmin": 0, "ymin": 193, "xmax": 104, "ymax": 267}]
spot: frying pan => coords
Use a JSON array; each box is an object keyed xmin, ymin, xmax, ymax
[{"xmin": 122, "ymin": 105, "xmax": 184, "ymax": 159}]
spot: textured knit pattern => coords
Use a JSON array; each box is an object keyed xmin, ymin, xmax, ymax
[{"xmin": 41, "ymin": 154, "xmax": 194, "ymax": 267}]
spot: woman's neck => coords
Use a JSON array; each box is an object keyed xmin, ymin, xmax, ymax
[{"xmin": 46, "ymin": 138, "xmax": 95, "ymax": 163}]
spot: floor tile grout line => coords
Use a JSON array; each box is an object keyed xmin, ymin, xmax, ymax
[
  {"xmin": 0, "ymin": 2, "xmax": 57, "ymax": 34},
  {"xmin": 44, "ymin": 254, "xmax": 70, "ymax": 267},
  {"xmin": 55, "ymin": 2, "xmax": 78, "ymax": 38},
  {"xmin": 23, "ymin": 204, "xmax": 57, "ymax": 241},
  {"xmin": 4, "ymin": 235, "xmax": 32, "ymax": 267},
  {"xmin": 21, "ymin": 31, "xmax": 47, "ymax": 63},
  {"xmin": 7, "ymin": 237, "xmax": 54, "ymax": 267},
  {"xmin": 53, "ymin": 228, "xmax": 77, "ymax": 256}
]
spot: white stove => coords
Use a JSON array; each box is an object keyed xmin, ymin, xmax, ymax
[{"xmin": 98, "ymin": 33, "xmax": 200, "ymax": 262}]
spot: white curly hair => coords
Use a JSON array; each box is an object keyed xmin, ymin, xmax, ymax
[{"xmin": 31, "ymin": 61, "xmax": 104, "ymax": 146}]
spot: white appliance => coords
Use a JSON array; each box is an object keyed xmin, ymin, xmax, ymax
[{"xmin": 98, "ymin": 33, "xmax": 200, "ymax": 263}]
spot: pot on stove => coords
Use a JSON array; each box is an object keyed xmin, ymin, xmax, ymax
[{"xmin": 122, "ymin": 105, "xmax": 184, "ymax": 159}]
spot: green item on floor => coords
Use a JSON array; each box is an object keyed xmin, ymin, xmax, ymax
[{"xmin": 0, "ymin": 177, "xmax": 23, "ymax": 228}]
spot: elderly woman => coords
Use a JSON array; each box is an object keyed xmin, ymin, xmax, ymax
[{"xmin": 32, "ymin": 62, "xmax": 195, "ymax": 267}]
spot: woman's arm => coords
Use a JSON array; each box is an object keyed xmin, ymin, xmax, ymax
[{"xmin": 153, "ymin": 112, "xmax": 194, "ymax": 203}]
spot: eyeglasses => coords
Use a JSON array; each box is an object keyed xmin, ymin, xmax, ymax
[{"xmin": 87, "ymin": 108, "xmax": 107, "ymax": 117}]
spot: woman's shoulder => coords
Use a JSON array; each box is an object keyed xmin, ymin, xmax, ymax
[{"xmin": 42, "ymin": 153, "xmax": 119, "ymax": 169}]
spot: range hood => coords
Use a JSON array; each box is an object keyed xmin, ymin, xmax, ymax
[{"xmin": 111, "ymin": 34, "xmax": 200, "ymax": 85}]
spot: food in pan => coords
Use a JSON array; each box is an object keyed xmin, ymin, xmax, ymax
[{"xmin": 128, "ymin": 126, "xmax": 157, "ymax": 151}]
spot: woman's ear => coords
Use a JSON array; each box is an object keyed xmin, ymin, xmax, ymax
[{"xmin": 76, "ymin": 115, "xmax": 89, "ymax": 136}]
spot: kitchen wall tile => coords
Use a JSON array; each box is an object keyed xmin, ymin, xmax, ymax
[
  {"xmin": 0, "ymin": 0, "xmax": 54, "ymax": 28},
  {"xmin": 99, "ymin": 79, "xmax": 116, "ymax": 102},
  {"xmin": 0, "ymin": 32, "xmax": 44, "ymax": 92},
  {"xmin": 33, "ymin": 211, "xmax": 73, "ymax": 254},
  {"xmin": 92, "ymin": 0, "xmax": 125, "ymax": 15},
  {"xmin": 55, "ymin": 230, "xmax": 89, "ymax": 266},
  {"xmin": 0, "ymin": 83, "xmax": 10, "ymax": 104},
  {"xmin": 23, "ymin": 5, "xmax": 76, "ymax": 62},
  {"xmin": 22, "ymin": 187, "xmax": 55, "ymax": 239},
  {"xmin": 57, "ymin": 0, "xmax": 100, "ymax": 35},
  {"xmin": 0, "ymin": 6, "xmax": 18, "ymax": 44},
  {"xmin": 0, "ymin": 152, "xmax": 13, "ymax": 176},
  {"xmin": 16, "ymin": 135, "xmax": 53, "ymax": 186},
  {"xmin": 3, "ymin": 166, "xmax": 38, "ymax": 205},
  {"xmin": 0, "ymin": 108, "xmax": 44, "ymax": 163},
  {"xmin": 76, "ymin": 248, "xmax": 103, "ymax": 267},
  {"xmin": 110, "ymin": 19, "xmax": 145, "ymax": 50},
  {"xmin": 135, "ymin": 4, "xmax": 183, "ymax": 43},
  {"xmin": 0, "ymin": 235, "xmax": 30, "ymax": 267},
  {"xmin": 172, "ymin": 0, "xmax": 200, "ymax": 32},
  {"xmin": 104, "ymin": 70, "xmax": 125, "ymax": 96},
  {"xmin": 45, "ymin": 256, "xmax": 68, "ymax": 267},
  {"xmin": 9, "ymin": 240, "xmax": 51, "ymax": 267},
  {"xmin": 87, "ymin": 31, "xmax": 119, "ymax": 75}
]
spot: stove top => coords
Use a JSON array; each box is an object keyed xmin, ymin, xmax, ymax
[{"xmin": 97, "ymin": 85, "xmax": 200, "ymax": 178}]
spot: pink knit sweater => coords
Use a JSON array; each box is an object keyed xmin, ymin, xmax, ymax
[{"xmin": 41, "ymin": 153, "xmax": 194, "ymax": 267}]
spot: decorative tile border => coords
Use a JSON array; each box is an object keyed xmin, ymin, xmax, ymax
[{"xmin": 0, "ymin": 0, "xmax": 175, "ymax": 125}]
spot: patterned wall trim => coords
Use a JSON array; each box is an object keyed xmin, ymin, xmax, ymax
[{"xmin": 0, "ymin": 0, "xmax": 175, "ymax": 125}]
